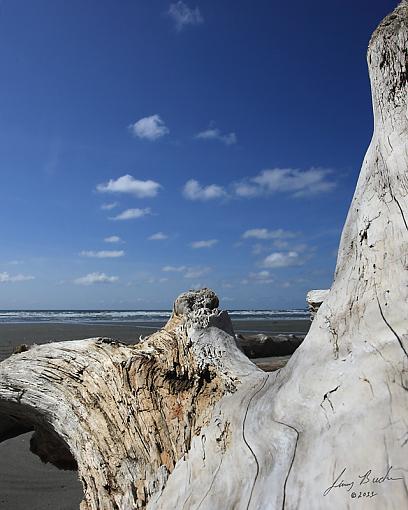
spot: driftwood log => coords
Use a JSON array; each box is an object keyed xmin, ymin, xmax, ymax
[
  {"xmin": 235, "ymin": 333, "xmax": 304, "ymax": 358},
  {"xmin": 306, "ymin": 289, "xmax": 329, "ymax": 320},
  {"xmin": 1, "ymin": 3, "xmax": 408, "ymax": 508}
]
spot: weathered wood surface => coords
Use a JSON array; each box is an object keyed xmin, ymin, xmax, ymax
[
  {"xmin": 1, "ymin": 3, "xmax": 408, "ymax": 509},
  {"xmin": 306, "ymin": 289, "xmax": 329, "ymax": 320}
]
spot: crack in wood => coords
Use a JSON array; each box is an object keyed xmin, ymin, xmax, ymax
[
  {"xmin": 320, "ymin": 385, "xmax": 341, "ymax": 413},
  {"xmin": 272, "ymin": 420, "xmax": 300, "ymax": 510},
  {"xmin": 376, "ymin": 290, "xmax": 408, "ymax": 358},
  {"xmin": 242, "ymin": 375, "xmax": 269, "ymax": 510}
]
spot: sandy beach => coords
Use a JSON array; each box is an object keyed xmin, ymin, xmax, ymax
[{"xmin": 0, "ymin": 319, "xmax": 309, "ymax": 509}]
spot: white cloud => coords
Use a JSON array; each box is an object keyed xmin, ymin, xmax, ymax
[
  {"xmin": 248, "ymin": 270, "xmax": 274, "ymax": 284},
  {"xmin": 148, "ymin": 232, "xmax": 168, "ymax": 241},
  {"xmin": 182, "ymin": 167, "xmax": 335, "ymax": 203},
  {"xmin": 110, "ymin": 208, "xmax": 151, "ymax": 221},
  {"xmin": 234, "ymin": 168, "xmax": 336, "ymax": 198},
  {"xmin": 129, "ymin": 115, "xmax": 169, "ymax": 141},
  {"xmin": 292, "ymin": 243, "xmax": 309, "ymax": 253},
  {"xmin": 0, "ymin": 272, "xmax": 34, "ymax": 283},
  {"xmin": 272, "ymin": 239, "xmax": 291, "ymax": 250},
  {"xmin": 97, "ymin": 175, "xmax": 161, "ymax": 198},
  {"xmin": 74, "ymin": 272, "xmax": 119, "ymax": 285},
  {"xmin": 184, "ymin": 266, "xmax": 211, "ymax": 278},
  {"xmin": 162, "ymin": 265, "xmax": 186, "ymax": 272},
  {"xmin": 147, "ymin": 277, "xmax": 169, "ymax": 284},
  {"xmin": 161, "ymin": 265, "xmax": 211, "ymax": 278},
  {"xmin": 191, "ymin": 239, "xmax": 218, "ymax": 249},
  {"xmin": 262, "ymin": 251, "xmax": 302, "ymax": 268},
  {"xmin": 242, "ymin": 228, "xmax": 296, "ymax": 240},
  {"xmin": 168, "ymin": 1, "xmax": 203, "ymax": 31},
  {"xmin": 196, "ymin": 127, "xmax": 237, "ymax": 146},
  {"xmin": 104, "ymin": 236, "xmax": 122, "ymax": 243},
  {"xmin": 183, "ymin": 179, "xmax": 226, "ymax": 201},
  {"xmin": 233, "ymin": 182, "xmax": 259, "ymax": 198},
  {"xmin": 101, "ymin": 202, "xmax": 118, "ymax": 210},
  {"xmin": 80, "ymin": 250, "xmax": 125, "ymax": 258}
]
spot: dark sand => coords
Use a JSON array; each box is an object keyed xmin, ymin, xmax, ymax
[
  {"xmin": 0, "ymin": 323, "xmax": 158, "ymax": 362},
  {"xmin": 0, "ymin": 434, "xmax": 83, "ymax": 510},
  {"xmin": 0, "ymin": 319, "xmax": 309, "ymax": 509}
]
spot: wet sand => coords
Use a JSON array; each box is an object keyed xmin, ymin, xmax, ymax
[
  {"xmin": 0, "ymin": 323, "xmax": 157, "ymax": 362},
  {"xmin": 0, "ymin": 434, "xmax": 83, "ymax": 510},
  {"xmin": 0, "ymin": 319, "xmax": 310, "ymax": 509}
]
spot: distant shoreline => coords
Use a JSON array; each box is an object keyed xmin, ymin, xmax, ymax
[{"xmin": 0, "ymin": 309, "xmax": 309, "ymax": 325}]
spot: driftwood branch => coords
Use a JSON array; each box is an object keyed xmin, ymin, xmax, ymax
[{"xmin": 1, "ymin": 3, "xmax": 408, "ymax": 509}]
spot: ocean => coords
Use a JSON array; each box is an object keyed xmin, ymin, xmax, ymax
[{"xmin": 0, "ymin": 309, "xmax": 309, "ymax": 324}]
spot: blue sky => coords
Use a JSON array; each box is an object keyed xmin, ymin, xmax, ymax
[{"xmin": 0, "ymin": 0, "xmax": 397, "ymax": 309}]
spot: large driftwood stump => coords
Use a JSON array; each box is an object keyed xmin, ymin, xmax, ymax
[{"xmin": 1, "ymin": 3, "xmax": 408, "ymax": 508}]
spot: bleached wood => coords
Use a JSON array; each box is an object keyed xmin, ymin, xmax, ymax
[
  {"xmin": 1, "ymin": 3, "xmax": 408, "ymax": 509},
  {"xmin": 306, "ymin": 289, "xmax": 329, "ymax": 319}
]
